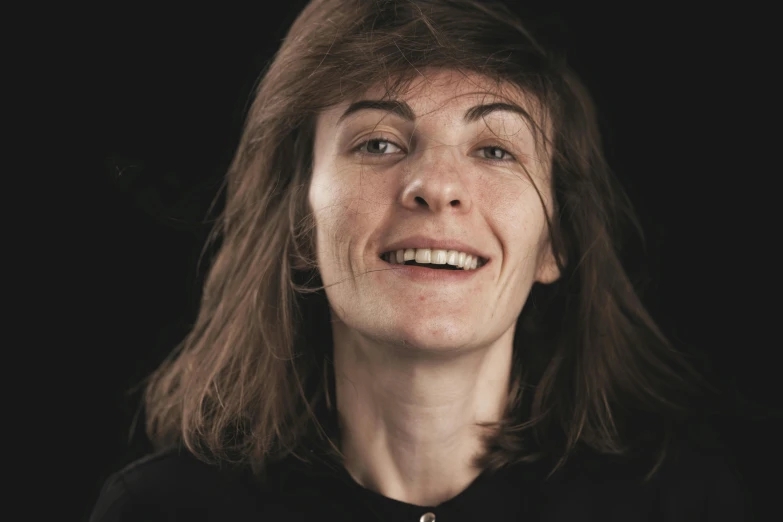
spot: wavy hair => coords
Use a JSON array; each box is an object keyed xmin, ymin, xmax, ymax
[{"xmin": 143, "ymin": 0, "xmax": 729, "ymax": 482}]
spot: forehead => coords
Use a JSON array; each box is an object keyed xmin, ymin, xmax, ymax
[
  {"xmin": 369, "ymin": 69, "xmax": 522, "ymax": 107},
  {"xmin": 320, "ymin": 68, "xmax": 542, "ymax": 126}
]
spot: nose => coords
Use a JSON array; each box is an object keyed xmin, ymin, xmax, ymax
[{"xmin": 398, "ymin": 152, "xmax": 473, "ymax": 215}]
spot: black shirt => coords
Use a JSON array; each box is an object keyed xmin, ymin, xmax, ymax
[{"xmin": 90, "ymin": 436, "xmax": 748, "ymax": 521}]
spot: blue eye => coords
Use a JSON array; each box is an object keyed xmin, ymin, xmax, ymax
[
  {"xmin": 479, "ymin": 146, "xmax": 515, "ymax": 162},
  {"xmin": 355, "ymin": 139, "xmax": 403, "ymax": 155},
  {"xmin": 354, "ymin": 139, "xmax": 516, "ymax": 162}
]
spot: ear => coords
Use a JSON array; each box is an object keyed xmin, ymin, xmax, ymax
[{"xmin": 534, "ymin": 242, "xmax": 561, "ymax": 285}]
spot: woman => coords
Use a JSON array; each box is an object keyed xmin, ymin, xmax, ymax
[{"xmin": 91, "ymin": 0, "xmax": 747, "ymax": 520}]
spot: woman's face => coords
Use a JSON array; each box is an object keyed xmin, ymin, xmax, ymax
[{"xmin": 309, "ymin": 69, "xmax": 559, "ymax": 354}]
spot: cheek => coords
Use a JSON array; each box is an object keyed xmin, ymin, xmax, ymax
[
  {"xmin": 481, "ymin": 175, "xmax": 552, "ymax": 266},
  {"xmin": 309, "ymin": 167, "xmax": 388, "ymax": 272},
  {"xmin": 311, "ymin": 203, "xmax": 351, "ymax": 274}
]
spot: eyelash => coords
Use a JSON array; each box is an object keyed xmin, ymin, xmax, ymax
[{"xmin": 353, "ymin": 138, "xmax": 517, "ymax": 162}]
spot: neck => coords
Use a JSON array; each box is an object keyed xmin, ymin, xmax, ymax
[{"xmin": 332, "ymin": 320, "xmax": 514, "ymax": 506}]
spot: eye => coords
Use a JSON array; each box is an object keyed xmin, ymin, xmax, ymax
[
  {"xmin": 353, "ymin": 139, "xmax": 516, "ymax": 162},
  {"xmin": 478, "ymin": 146, "xmax": 515, "ymax": 162},
  {"xmin": 354, "ymin": 138, "xmax": 404, "ymax": 156}
]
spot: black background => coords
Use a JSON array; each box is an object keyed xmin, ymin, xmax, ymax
[{"xmin": 76, "ymin": 2, "xmax": 780, "ymax": 520}]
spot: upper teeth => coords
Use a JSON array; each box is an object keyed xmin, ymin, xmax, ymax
[{"xmin": 383, "ymin": 248, "xmax": 483, "ymax": 270}]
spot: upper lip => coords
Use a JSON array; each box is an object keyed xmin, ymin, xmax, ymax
[{"xmin": 379, "ymin": 236, "xmax": 490, "ymax": 261}]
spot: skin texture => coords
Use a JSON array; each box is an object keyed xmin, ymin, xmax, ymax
[{"xmin": 308, "ymin": 69, "xmax": 559, "ymax": 506}]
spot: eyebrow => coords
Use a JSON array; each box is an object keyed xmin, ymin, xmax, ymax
[{"xmin": 336, "ymin": 99, "xmax": 531, "ymax": 125}]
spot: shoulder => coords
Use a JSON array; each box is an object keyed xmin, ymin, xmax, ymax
[
  {"xmin": 89, "ymin": 447, "xmax": 288, "ymax": 522},
  {"xmin": 652, "ymin": 425, "xmax": 749, "ymax": 521},
  {"xmin": 538, "ymin": 420, "xmax": 749, "ymax": 521}
]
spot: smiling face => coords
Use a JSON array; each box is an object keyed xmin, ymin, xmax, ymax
[{"xmin": 308, "ymin": 69, "xmax": 559, "ymax": 355}]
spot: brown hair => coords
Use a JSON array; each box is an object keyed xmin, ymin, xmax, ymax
[{"xmin": 143, "ymin": 0, "xmax": 727, "ymax": 482}]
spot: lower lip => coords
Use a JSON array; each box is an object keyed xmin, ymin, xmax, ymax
[{"xmin": 379, "ymin": 258, "xmax": 489, "ymax": 282}]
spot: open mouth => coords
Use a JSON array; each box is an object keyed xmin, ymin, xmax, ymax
[{"xmin": 380, "ymin": 250, "xmax": 488, "ymax": 271}]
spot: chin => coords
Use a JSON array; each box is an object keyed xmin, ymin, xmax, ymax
[{"xmin": 383, "ymin": 314, "xmax": 481, "ymax": 354}]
